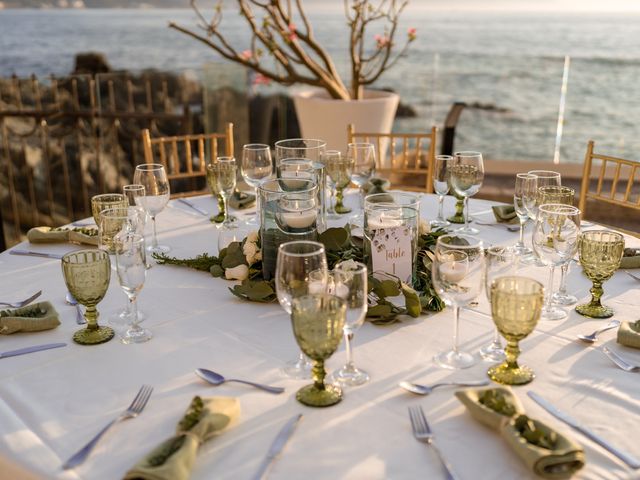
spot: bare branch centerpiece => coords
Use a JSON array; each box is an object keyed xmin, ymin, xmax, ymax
[{"xmin": 170, "ymin": 0, "xmax": 416, "ymax": 150}]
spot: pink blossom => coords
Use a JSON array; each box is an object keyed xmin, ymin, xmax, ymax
[
  {"xmin": 375, "ymin": 34, "xmax": 390, "ymax": 49},
  {"xmin": 408, "ymin": 27, "xmax": 417, "ymax": 41},
  {"xmin": 252, "ymin": 73, "xmax": 271, "ymax": 86},
  {"xmin": 287, "ymin": 23, "xmax": 298, "ymax": 41},
  {"xmin": 240, "ymin": 50, "xmax": 253, "ymax": 60}
]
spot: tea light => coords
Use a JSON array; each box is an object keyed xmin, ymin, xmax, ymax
[
  {"xmin": 280, "ymin": 171, "xmax": 313, "ymax": 190},
  {"xmin": 439, "ymin": 261, "xmax": 467, "ymax": 282},
  {"xmin": 281, "ymin": 208, "xmax": 317, "ymax": 229},
  {"xmin": 367, "ymin": 209, "xmax": 403, "ymax": 229},
  {"xmin": 308, "ymin": 281, "xmax": 326, "ymax": 295}
]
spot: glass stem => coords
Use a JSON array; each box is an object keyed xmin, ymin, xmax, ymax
[
  {"xmin": 151, "ymin": 216, "xmax": 158, "ymax": 248},
  {"xmin": 559, "ymin": 263, "xmax": 569, "ymax": 295},
  {"xmin": 437, "ymin": 194, "xmax": 444, "ymax": 221},
  {"xmin": 589, "ymin": 280, "xmax": 604, "ymax": 307},
  {"xmin": 452, "ymin": 306, "xmax": 460, "ymax": 354},
  {"xmin": 344, "ymin": 330, "xmax": 355, "ymax": 369},
  {"xmin": 359, "ymin": 186, "xmax": 365, "ymax": 210},
  {"xmin": 546, "ymin": 266, "xmax": 556, "ymax": 309},
  {"xmin": 254, "ymin": 186, "xmax": 260, "ymax": 221},
  {"xmin": 85, "ymin": 305, "xmax": 98, "ymax": 331},
  {"xmin": 312, "ymin": 359, "xmax": 326, "ymax": 391},
  {"xmin": 492, "ymin": 327, "xmax": 501, "ymax": 346},
  {"xmin": 505, "ymin": 339, "xmax": 520, "ymax": 369},
  {"xmin": 463, "ymin": 197, "xmax": 470, "ymax": 230},
  {"xmin": 222, "ymin": 195, "xmax": 230, "ymax": 225},
  {"xmin": 129, "ymin": 295, "xmax": 141, "ymax": 331},
  {"xmin": 518, "ymin": 221, "xmax": 525, "ymax": 247}
]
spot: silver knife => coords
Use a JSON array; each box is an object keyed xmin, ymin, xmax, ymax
[
  {"xmin": 0, "ymin": 342, "xmax": 67, "ymax": 359},
  {"xmin": 252, "ymin": 413, "xmax": 303, "ymax": 480},
  {"xmin": 10, "ymin": 250, "xmax": 64, "ymax": 259},
  {"xmin": 527, "ymin": 391, "xmax": 640, "ymax": 469},
  {"xmin": 177, "ymin": 198, "xmax": 209, "ymax": 216}
]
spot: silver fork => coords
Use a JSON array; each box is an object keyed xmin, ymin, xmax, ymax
[
  {"xmin": 602, "ymin": 347, "xmax": 640, "ymax": 372},
  {"xmin": 0, "ymin": 290, "xmax": 42, "ymax": 309},
  {"xmin": 624, "ymin": 270, "xmax": 640, "ymax": 282},
  {"xmin": 62, "ymin": 385, "xmax": 153, "ymax": 469},
  {"xmin": 408, "ymin": 406, "xmax": 459, "ymax": 480}
]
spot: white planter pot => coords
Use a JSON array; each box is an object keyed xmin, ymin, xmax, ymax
[{"xmin": 292, "ymin": 89, "xmax": 399, "ymax": 154}]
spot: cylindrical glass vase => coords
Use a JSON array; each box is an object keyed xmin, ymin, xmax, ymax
[{"xmin": 278, "ymin": 158, "xmax": 327, "ymax": 232}]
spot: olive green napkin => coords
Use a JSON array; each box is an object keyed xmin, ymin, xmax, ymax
[
  {"xmin": 363, "ymin": 177, "xmax": 391, "ymax": 195},
  {"xmin": 620, "ymin": 248, "xmax": 640, "ymax": 269},
  {"xmin": 0, "ymin": 302, "xmax": 60, "ymax": 334},
  {"xmin": 492, "ymin": 205, "xmax": 519, "ymax": 224},
  {"xmin": 617, "ymin": 321, "xmax": 640, "ymax": 349},
  {"xmin": 123, "ymin": 396, "xmax": 240, "ymax": 480},
  {"xmin": 27, "ymin": 226, "xmax": 99, "ymax": 246},
  {"xmin": 456, "ymin": 388, "xmax": 585, "ymax": 479},
  {"xmin": 228, "ymin": 190, "xmax": 255, "ymax": 210}
]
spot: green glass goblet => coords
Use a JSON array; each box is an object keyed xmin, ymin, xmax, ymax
[
  {"xmin": 447, "ymin": 192, "xmax": 465, "ymax": 224},
  {"xmin": 61, "ymin": 249, "xmax": 114, "ymax": 345},
  {"xmin": 576, "ymin": 230, "xmax": 624, "ymax": 318},
  {"xmin": 91, "ymin": 193, "xmax": 127, "ymax": 226},
  {"xmin": 291, "ymin": 294, "xmax": 346, "ymax": 407},
  {"xmin": 487, "ymin": 276, "xmax": 544, "ymax": 385}
]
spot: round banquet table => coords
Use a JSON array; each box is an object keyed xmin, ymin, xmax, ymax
[{"xmin": 0, "ymin": 192, "xmax": 639, "ymax": 480}]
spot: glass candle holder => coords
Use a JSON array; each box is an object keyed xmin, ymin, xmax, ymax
[
  {"xmin": 278, "ymin": 158, "xmax": 327, "ymax": 232},
  {"xmin": 274, "ymin": 138, "xmax": 326, "ymax": 167}
]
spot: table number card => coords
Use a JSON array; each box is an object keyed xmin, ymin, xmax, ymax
[{"xmin": 370, "ymin": 226, "xmax": 412, "ymax": 283}]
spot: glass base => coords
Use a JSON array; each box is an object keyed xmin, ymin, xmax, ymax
[
  {"xmin": 513, "ymin": 243, "xmax": 532, "ymax": 256},
  {"xmin": 335, "ymin": 205, "xmax": 352, "ymax": 215},
  {"xmin": 488, "ymin": 362, "xmax": 535, "ymax": 385},
  {"xmin": 329, "ymin": 365, "xmax": 369, "ymax": 387},
  {"xmin": 73, "ymin": 326, "xmax": 114, "ymax": 345},
  {"xmin": 434, "ymin": 349, "xmax": 477, "ymax": 369},
  {"xmin": 244, "ymin": 215, "xmax": 259, "ymax": 226},
  {"xmin": 455, "ymin": 225, "xmax": 480, "ymax": 235},
  {"xmin": 121, "ymin": 327, "xmax": 153, "ymax": 344},
  {"xmin": 282, "ymin": 356, "xmax": 313, "ymax": 379},
  {"xmin": 480, "ymin": 342, "xmax": 506, "ymax": 362},
  {"xmin": 430, "ymin": 218, "xmax": 450, "ymax": 228},
  {"xmin": 552, "ymin": 291, "xmax": 578, "ymax": 306},
  {"xmin": 540, "ymin": 304, "xmax": 567, "ymax": 321},
  {"xmin": 295, "ymin": 383, "xmax": 342, "ymax": 407},
  {"xmin": 576, "ymin": 303, "xmax": 614, "ymax": 319},
  {"xmin": 147, "ymin": 244, "xmax": 170, "ymax": 254}
]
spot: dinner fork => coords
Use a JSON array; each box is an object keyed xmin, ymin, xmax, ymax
[
  {"xmin": 62, "ymin": 385, "xmax": 153, "ymax": 469},
  {"xmin": 0, "ymin": 290, "xmax": 42, "ymax": 309},
  {"xmin": 602, "ymin": 347, "xmax": 640, "ymax": 373},
  {"xmin": 408, "ymin": 406, "xmax": 459, "ymax": 480}
]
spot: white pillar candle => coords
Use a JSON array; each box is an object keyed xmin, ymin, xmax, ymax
[
  {"xmin": 367, "ymin": 209, "xmax": 403, "ymax": 229},
  {"xmin": 439, "ymin": 261, "xmax": 467, "ymax": 283},
  {"xmin": 281, "ymin": 209, "xmax": 317, "ymax": 229},
  {"xmin": 280, "ymin": 171, "xmax": 313, "ymax": 189}
]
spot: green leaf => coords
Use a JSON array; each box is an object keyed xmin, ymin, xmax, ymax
[
  {"xmin": 246, "ymin": 281, "xmax": 275, "ymax": 301},
  {"xmin": 378, "ymin": 279, "xmax": 400, "ymax": 298},
  {"xmin": 221, "ymin": 248, "xmax": 246, "ymax": 269},
  {"xmin": 210, "ymin": 264, "xmax": 224, "ymax": 278},
  {"xmin": 366, "ymin": 304, "xmax": 393, "ymax": 318},
  {"xmin": 401, "ymin": 282, "xmax": 421, "ymax": 317},
  {"xmin": 319, "ymin": 228, "xmax": 349, "ymax": 251}
]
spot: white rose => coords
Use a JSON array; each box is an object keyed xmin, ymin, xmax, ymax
[
  {"xmin": 243, "ymin": 240, "xmax": 259, "ymax": 265},
  {"xmin": 225, "ymin": 264, "xmax": 249, "ymax": 281},
  {"xmin": 246, "ymin": 231, "xmax": 259, "ymax": 244},
  {"xmin": 419, "ymin": 219, "xmax": 431, "ymax": 235}
]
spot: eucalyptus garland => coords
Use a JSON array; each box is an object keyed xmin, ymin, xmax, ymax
[{"xmin": 153, "ymin": 226, "xmax": 446, "ymax": 325}]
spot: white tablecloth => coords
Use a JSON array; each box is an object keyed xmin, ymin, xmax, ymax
[{"xmin": 0, "ymin": 193, "xmax": 639, "ymax": 480}]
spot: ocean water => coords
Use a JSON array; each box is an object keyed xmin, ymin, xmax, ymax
[{"xmin": 1, "ymin": 7, "xmax": 640, "ymax": 163}]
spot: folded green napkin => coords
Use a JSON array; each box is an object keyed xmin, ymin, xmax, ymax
[
  {"xmin": 363, "ymin": 177, "xmax": 391, "ymax": 195},
  {"xmin": 228, "ymin": 190, "xmax": 255, "ymax": 210},
  {"xmin": 124, "ymin": 396, "xmax": 240, "ymax": 480},
  {"xmin": 492, "ymin": 205, "xmax": 519, "ymax": 224},
  {"xmin": 620, "ymin": 248, "xmax": 640, "ymax": 269},
  {"xmin": 0, "ymin": 302, "xmax": 60, "ymax": 334},
  {"xmin": 617, "ymin": 321, "xmax": 640, "ymax": 349},
  {"xmin": 456, "ymin": 388, "xmax": 585, "ymax": 479},
  {"xmin": 27, "ymin": 226, "xmax": 99, "ymax": 246}
]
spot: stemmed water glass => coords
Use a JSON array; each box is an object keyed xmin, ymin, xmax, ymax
[
  {"xmin": 207, "ymin": 157, "xmax": 237, "ymax": 229},
  {"xmin": 241, "ymin": 144, "xmax": 273, "ymax": 226},
  {"xmin": 328, "ymin": 261, "xmax": 369, "ymax": 386},
  {"xmin": 348, "ymin": 142, "xmax": 376, "ymax": 223},
  {"xmin": 134, "ymin": 163, "xmax": 170, "ymax": 253},
  {"xmin": 430, "ymin": 155, "xmax": 452, "ymax": 228},
  {"xmin": 91, "ymin": 193, "xmax": 127, "ymax": 226},
  {"xmin": 480, "ymin": 246, "xmax": 515, "ymax": 362},
  {"xmin": 576, "ymin": 230, "xmax": 625, "ymax": 318},
  {"xmin": 322, "ymin": 150, "xmax": 352, "ymax": 217},
  {"xmin": 275, "ymin": 241, "xmax": 328, "ymax": 379},
  {"xmin": 523, "ymin": 170, "xmax": 561, "ymax": 222},
  {"xmin": 114, "ymin": 233, "xmax": 151, "ymax": 344},
  {"xmin": 513, "ymin": 173, "xmax": 537, "ymax": 256},
  {"xmin": 532, "ymin": 204, "xmax": 581, "ymax": 321},
  {"xmin": 431, "ymin": 234, "xmax": 485, "ymax": 369},
  {"xmin": 487, "ymin": 276, "xmax": 544, "ymax": 385},
  {"xmin": 450, "ymin": 151, "xmax": 484, "ymax": 235},
  {"xmin": 61, "ymin": 249, "xmax": 113, "ymax": 345}
]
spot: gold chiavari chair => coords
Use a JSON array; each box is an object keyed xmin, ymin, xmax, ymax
[
  {"xmin": 141, "ymin": 123, "xmax": 234, "ymax": 198},
  {"xmin": 347, "ymin": 124, "xmax": 437, "ymax": 193}
]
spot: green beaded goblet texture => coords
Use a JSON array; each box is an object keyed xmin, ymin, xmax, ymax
[
  {"xmin": 91, "ymin": 193, "xmax": 127, "ymax": 226},
  {"xmin": 488, "ymin": 276, "xmax": 544, "ymax": 386},
  {"xmin": 62, "ymin": 249, "xmax": 114, "ymax": 345},
  {"xmin": 291, "ymin": 294, "xmax": 346, "ymax": 407},
  {"xmin": 576, "ymin": 230, "xmax": 624, "ymax": 319}
]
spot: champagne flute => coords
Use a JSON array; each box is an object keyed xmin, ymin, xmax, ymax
[
  {"xmin": 532, "ymin": 204, "xmax": 581, "ymax": 321},
  {"xmin": 123, "ymin": 184, "xmax": 147, "ymax": 223},
  {"xmin": 432, "ymin": 234, "xmax": 485, "ymax": 369},
  {"xmin": 487, "ymin": 276, "xmax": 544, "ymax": 385},
  {"xmin": 133, "ymin": 163, "xmax": 170, "ymax": 253},
  {"xmin": 328, "ymin": 261, "xmax": 368, "ymax": 386},
  {"xmin": 291, "ymin": 293, "xmax": 346, "ymax": 407},
  {"xmin": 450, "ymin": 151, "xmax": 484, "ymax": 235},
  {"xmin": 61, "ymin": 249, "xmax": 113, "ymax": 345},
  {"xmin": 480, "ymin": 246, "xmax": 516, "ymax": 362},
  {"xmin": 513, "ymin": 173, "xmax": 537, "ymax": 256},
  {"xmin": 323, "ymin": 151, "xmax": 354, "ymax": 215},
  {"xmin": 576, "ymin": 230, "xmax": 624, "ymax": 318},
  {"xmin": 207, "ymin": 157, "xmax": 237, "ymax": 229},
  {"xmin": 348, "ymin": 142, "xmax": 376, "ymax": 223},
  {"xmin": 114, "ymin": 233, "xmax": 151, "ymax": 344},
  {"xmin": 431, "ymin": 155, "xmax": 453, "ymax": 228},
  {"xmin": 524, "ymin": 170, "xmax": 561, "ymax": 222},
  {"xmin": 241, "ymin": 144, "xmax": 273, "ymax": 226},
  {"xmin": 276, "ymin": 241, "xmax": 328, "ymax": 379},
  {"xmin": 91, "ymin": 193, "xmax": 127, "ymax": 226}
]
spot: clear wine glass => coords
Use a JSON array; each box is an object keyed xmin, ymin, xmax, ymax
[
  {"xmin": 532, "ymin": 204, "xmax": 581, "ymax": 321},
  {"xmin": 207, "ymin": 157, "xmax": 238, "ymax": 229},
  {"xmin": 114, "ymin": 233, "xmax": 151, "ymax": 344},
  {"xmin": 450, "ymin": 151, "xmax": 484, "ymax": 235},
  {"xmin": 431, "ymin": 155, "xmax": 452, "ymax": 228},
  {"xmin": 347, "ymin": 142, "xmax": 376, "ymax": 224},
  {"xmin": 133, "ymin": 163, "xmax": 170, "ymax": 253},
  {"xmin": 241, "ymin": 144, "xmax": 273, "ymax": 226},
  {"xmin": 276, "ymin": 241, "xmax": 328, "ymax": 379},
  {"xmin": 328, "ymin": 261, "xmax": 369, "ymax": 386},
  {"xmin": 432, "ymin": 234, "xmax": 485, "ymax": 369},
  {"xmin": 480, "ymin": 246, "xmax": 515, "ymax": 362},
  {"xmin": 524, "ymin": 170, "xmax": 561, "ymax": 222},
  {"xmin": 513, "ymin": 173, "xmax": 537, "ymax": 256},
  {"xmin": 320, "ymin": 150, "xmax": 346, "ymax": 218}
]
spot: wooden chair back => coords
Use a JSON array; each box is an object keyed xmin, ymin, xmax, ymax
[
  {"xmin": 142, "ymin": 123, "xmax": 234, "ymax": 198},
  {"xmin": 347, "ymin": 124, "xmax": 437, "ymax": 193},
  {"xmin": 578, "ymin": 140, "xmax": 640, "ymax": 218}
]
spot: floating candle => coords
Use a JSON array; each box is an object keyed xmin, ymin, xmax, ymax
[
  {"xmin": 280, "ymin": 209, "xmax": 317, "ymax": 229},
  {"xmin": 439, "ymin": 261, "xmax": 468, "ymax": 283}
]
